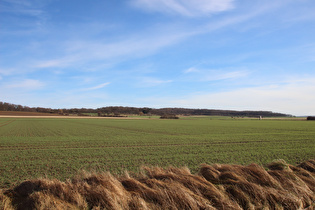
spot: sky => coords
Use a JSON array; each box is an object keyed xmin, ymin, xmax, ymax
[{"xmin": 0, "ymin": 0, "xmax": 315, "ymax": 116}]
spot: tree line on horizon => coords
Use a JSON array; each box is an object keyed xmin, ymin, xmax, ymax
[{"xmin": 0, "ymin": 101, "xmax": 292, "ymax": 117}]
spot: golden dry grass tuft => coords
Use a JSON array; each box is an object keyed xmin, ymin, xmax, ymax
[{"xmin": 1, "ymin": 159, "xmax": 315, "ymax": 209}]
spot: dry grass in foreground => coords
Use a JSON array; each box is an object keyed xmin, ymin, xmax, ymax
[{"xmin": 1, "ymin": 159, "xmax": 315, "ymax": 210}]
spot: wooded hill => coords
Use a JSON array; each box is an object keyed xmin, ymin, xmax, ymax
[{"xmin": 0, "ymin": 101, "xmax": 292, "ymax": 117}]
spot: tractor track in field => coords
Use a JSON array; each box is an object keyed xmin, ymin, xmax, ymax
[
  {"xmin": 0, "ymin": 140, "xmax": 273, "ymax": 151},
  {"xmin": 0, "ymin": 119, "xmax": 16, "ymax": 127},
  {"xmin": 65, "ymin": 120, "xmax": 178, "ymax": 136}
]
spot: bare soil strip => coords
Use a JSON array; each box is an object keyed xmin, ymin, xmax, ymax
[
  {"xmin": 0, "ymin": 115, "xmax": 138, "ymax": 119},
  {"xmin": 0, "ymin": 111, "xmax": 146, "ymax": 119}
]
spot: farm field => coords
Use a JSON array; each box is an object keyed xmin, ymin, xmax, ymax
[{"xmin": 0, "ymin": 116, "xmax": 314, "ymax": 188}]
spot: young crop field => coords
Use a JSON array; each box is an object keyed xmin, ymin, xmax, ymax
[{"xmin": 0, "ymin": 117, "xmax": 314, "ymax": 188}]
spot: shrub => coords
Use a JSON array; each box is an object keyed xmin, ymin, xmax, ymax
[
  {"xmin": 307, "ymin": 116, "xmax": 315, "ymax": 120},
  {"xmin": 160, "ymin": 114, "xmax": 179, "ymax": 119}
]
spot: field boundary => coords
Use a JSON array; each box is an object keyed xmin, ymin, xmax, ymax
[
  {"xmin": 1, "ymin": 159, "xmax": 315, "ymax": 209},
  {"xmin": 0, "ymin": 115, "xmax": 147, "ymax": 119}
]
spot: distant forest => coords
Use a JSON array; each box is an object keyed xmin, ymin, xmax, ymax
[{"xmin": 0, "ymin": 101, "xmax": 292, "ymax": 117}]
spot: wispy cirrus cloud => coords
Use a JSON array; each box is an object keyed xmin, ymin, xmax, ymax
[
  {"xmin": 184, "ymin": 67, "xmax": 200, "ymax": 73},
  {"xmin": 0, "ymin": 68, "xmax": 13, "ymax": 76},
  {"xmin": 5, "ymin": 79, "xmax": 45, "ymax": 89},
  {"xmin": 27, "ymin": 2, "xmax": 288, "ymax": 74},
  {"xmin": 130, "ymin": 0, "xmax": 235, "ymax": 17},
  {"xmin": 137, "ymin": 77, "xmax": 172, "ymax": 87},
  {"xmin": 83, "ymin": 82, "xmax": 111, "ymax": 91},
  {"xmin": 183, "ymin": 67, "xmax": 250, "ymax": 81},
  {"xmin": 0, "ymin": 0, "xmax": 47, "ymax": 25},
  {"xmin": 203, "ymin": 70, "xmax": 249, "ymax": 81},
  {"xmin": 2, "ymin": 0, "xmax": 314, "ymax": 115},
  {"xmin": 30, "ymin": 29, "xmax": 193, "ymax": 71},
  {"xmin": 6, "ymin": 1, "xmax": 285, "ymax": 76},
  {"xmin": 34, "ymin": 59, "xmax": 71, "ymax": 69},
  {"xmin": 169, "ymin": 77, "xmax": 315, "ymax": 116}
]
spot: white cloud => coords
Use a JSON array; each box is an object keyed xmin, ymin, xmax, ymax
[
  {"xmin": 83, "ymin": 82, "xmax": 111, "ymax": 91},
  {"xmin": 137, "ymin": 77, "xmax": 172, "ymax": 87},
  {"xmin": 1, "ymin": 0, "xmax": 44, "ymax": 16},
  {"xmin": 170, "ymin": 78, "xmax": 315, "ymax": 116},
  {"xmin": 2, "ymin": 0, "xmax": 31, "ymax": 7},
  {"xmin": 203, "ymin": 70, "xmax": 249, "ymax": 81},
  {"xmin": 184, "ymin": 67, "xmax": 249, "ymax": 81},
  {"xmin": 0, "ymin": 68, "xmax": 13, "ymax": 76},
  {"xmin": 6, "ymin": 79, "xmax": 45, "ymax": 89},
  {"xmin": 34, "ymin": 59, "xmax": 69, "ymax": 68},
  {"xmin": 31, "ymin": 29, "xmax": 192, "ymax": 71},
  {"xmin": 1, "ymin": 0, "xmax": 47, "ymax": 26},
  {"xmin": 130, "ymin": 0, "xmax": 234, "ymax": 17},
  {"xmin": 184, "ymin": 67, "xmax": 200, "ymax": 73},
  {"xmin": 27, "ymin": 1, "xmax": 282, "ymax": 73}
]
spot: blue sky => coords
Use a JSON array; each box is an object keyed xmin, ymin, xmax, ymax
[{"xmin": 1, "ymin": 0, "xmax": 315, "ymax": 116}]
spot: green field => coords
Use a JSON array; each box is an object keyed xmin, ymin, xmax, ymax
[{"xmin": 0, "ymin": 117, "xmax": 314, "ymax": 188}]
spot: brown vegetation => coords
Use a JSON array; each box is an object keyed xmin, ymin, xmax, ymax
[
  {"xmin": 1, "ymin": 101, "xmax": 292, "ymax": 117},
  {"xmin": 0, "ymin": 111, "xmax": 59, "ymax": 116},
  {"xmin": 307, "ymin": 116, "xmax": 315, "ymax": 121},
  {"xmin": 1, "ymin": 160, "xmax": 315, "ymax": 209},
  {"xmin": 160, "ymin": 114, "xmax": 179, "ymax": 119}
]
